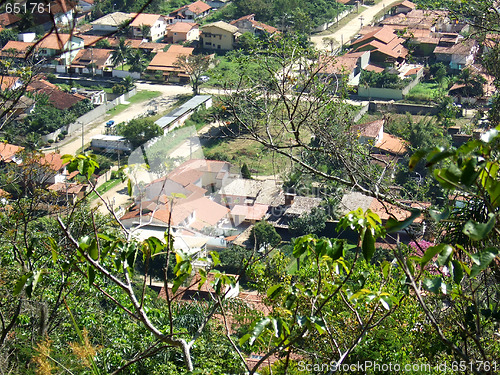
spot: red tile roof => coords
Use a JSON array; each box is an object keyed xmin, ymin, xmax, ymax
[
  {"xmin": 0, "ymin": 143, "xmax": 23, "ymax": 163},
  {"xmin": 27, "ymin": 79, "xmax": 85, "ymax": 110},
  {"xmin": 147, "ymin": 45, "xmax": 194, "ymax": 72},
  {"xmin": 375, "ymin": 132, "xmax": 408, "ymax": 155},
  {"xmin": 0, "ymin": 76, "xmax": 20, "ymax": 91},
  {"xmin": 71, "ymin": 48, "xmax": 113, "ymax": 69},
  {"xmin": 173, "ymin": 0, "xmax": 211, "ymax": 15},
  {"xmin": 1, "ymin": 41, "xmax": 34, "ymax": 57},
  {"xmin": 0, "ymin": 12, "xmax": 21, "ymax": 27},
  {"xmin": 37, "ymin": 33, "xmax": 72, "ymax": 50}
]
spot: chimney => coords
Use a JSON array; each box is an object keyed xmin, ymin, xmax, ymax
[{"xmin": 284, "ymin": 192, "xmax": 295, "ymax": 206}]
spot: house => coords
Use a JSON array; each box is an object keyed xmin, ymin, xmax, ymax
[
  {"xmin": 146, "ymin": 44, "xmax": 194, "ymax": 82},
  {"xmin": 36, "ymin": 33, "xmax": 84, "ymax": 66},
  {"xmin": 47, "ymin": 182, "xmax": 88, "ymax": 205},
  {"xmin": 351, "ymin": 119, "xmax": 408, "ymax": 157},
  {"xmin": 230, "ymin": 14, "xmax": 278, "ymax": 37},
  {"xmin": 69, "ymin": 48, "xmax": 113, "ymax": 76},
  {"xmin": 1, "ymin": 41, "xmax": 35, "ymax": 60},
  {"xmin": 91, "ymin": 12, "xmax": 132, "ymax": 34},
  {"xmin": 167, "ymin": 159, "xmax": 233, "ymax": 192},
  {"xmin": 0, "ymin": 12, "xmax": 21, "ymax": 28},
  {"xmin": 170, "ymin": 0, "xmax": 212, "ymax": 22},
  {"xmin": 265, "ymin": 193, "xmax": 323, "ymax": 229},
  {"xmin": 26, "ymin": 79, "xmax": 86, "ymax": 110},
  {"xmin": 318, "ymin": 51, "xmax": 370, "ymax": 86},
  {"xmin": 129, "ymin": 13, "xmax": 168, "ymax": 42},
  {"xmin": 434, "ymin": 39, "xmax": 478, "ymax": 70},
  {"xmin": 2, "ymin": 96, "xmax": 36, "ymax": 123},
  {"xmin": 230, "ymin": 203, "xmax": 269, "ymax": 226},
  {"xmin": 0, "ymin": 143, "xmax": 23, "ymax": 164},
  {"xmin": 392, "ymin": 0, "xmax": 416, "ymax": 15},
  {"xmin": 45, "ymin": 0, "xmax": 77, "ymax": 27},
  {"xmin": 137, "ymin": 41, "xmax": 169, "ymax": 54},
  {"xmin": 218, "ymin": 178, "xmax": 281, "ymax": 209},
  {"xmin": 350, "ymin": 26, "xmax": 408, "ymax": 63},
  {"xmin": 200, "ymin": 21, "xmax": 240, "ymax": 51},
  {"xmin": 166, "ymin": 22, "xmax": 199, "ymax": 44},
  {"xmin": 36, "ymin": 153, "xmax": 77, "ymax": 185},
  {"xmin": 0, "ymin": 76, "xmax": 23, "ymax": 91},
  {"xmin": 120, "ymin": 196, "xmax": 230, "ymax": 231}
]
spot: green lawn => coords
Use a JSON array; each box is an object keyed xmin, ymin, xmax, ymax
[{"xmin": 88, "ymin": 178, "xmax": 122, "ymax": 202}]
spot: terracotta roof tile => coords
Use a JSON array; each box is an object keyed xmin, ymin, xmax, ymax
[{"xmin": 0, "ymin": 143, "xmax": 23, "ymax": 163}]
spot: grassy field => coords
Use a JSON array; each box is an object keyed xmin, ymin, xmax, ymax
[
  {"xmin": 202, "ymin": 134, "xmax": 290, "ymax": 176},
  {"xmin": 405, "ymin": 82, "xmax": 448, "ymax": 103},
  {"xmin": 106, "ymin": 90, "xmax": 162, "ymax": 116}
]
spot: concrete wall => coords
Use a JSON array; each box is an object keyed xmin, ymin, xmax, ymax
[
  {"xmin": 352, "ymin": 103, "xmax": 369, "ymax": 122},
  {"xmin": 368, "ymin": 101, "xmax": 441, "ymax": 115},
  {"xmin": 112, "ymin": 69, "xmax": 141, "ymax": 79},
  {"xmin": 358, "ymin": 76, "xmax": 420, "ymax": 100}
]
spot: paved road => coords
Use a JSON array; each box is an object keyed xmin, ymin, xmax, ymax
[
  {"xmin": 310, "ymin": 1, "xmax": 395, "ymax": 51},
  {"xmin": 45, "ymin": 83, "xmax": 193, "ymax": 156}
]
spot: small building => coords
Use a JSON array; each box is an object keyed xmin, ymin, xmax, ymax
[
  {"xmin": 170, "ymin": 0, "xmax": 212, "ymax": 22},
  {"xmin": 26, "ymin": 79, "xmax": 86, "ymax": 110},
  {"xmin": 155, "ymin": 95, "xmax": 212, "ymax": 132},
  {"xmin": 47, "ymin": 182, "xmax": 88, "ymax": 205},
  {"xmin": 434, "ymin": 39, "xmax": 478, "ymax": 70},
  {"xmin": 129, "ymin": 13, "xmax": 169, "ymax": 42},
  {"xmin": 166, "ymin": 22, "xmax": 199, "ymax": 44},
  {"xmin": 90, "ymin": 135, "xmax": 132, "ymax": 154},
  {"xmin": 146, "ymin": 44, "xmax": 194, "ymax": 82},
  {"xmin": 0, "ymin": 143, "xmax": 24, "ymax": 165},
  {"xmin": 91, "ymin": 12, "xmax": 132, "ymax": 34},
  {"xmin": 0, "ymin": 12, "xmax": 21, "ymax": 28},
  {"xmin": 318, "ymin": 51, "xmax": 370, "ymax": 86},
  {"xmin": 230, "ymin": 14, "xmax": 278, "ymax": 37},
  {"xmin": 37, "ymin": 33, "xmax": 84, "ymax": 66},
  {"xmin": 350, "ymin": 26, "xmax": 408, "ymax": 64},
  {"xmin": 200, "ymin": 21, "xmax": 240, "ymax": 51},
  {"xmin": 69, "ymin": 48, "xmax": 113, "ymax": 76},
  {"xmin": 392, "ymin": 0, "xmax": 416, "ymax": 15}
]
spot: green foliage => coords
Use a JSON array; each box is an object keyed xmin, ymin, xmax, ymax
[
  {"xmin": 289, "ymin": 207, "xmax": 328, "ymax": 236},
  {"xmin": 360, "ymin": 69, "xmax": 409, "ymax": 89},
  {"xmin": 117, "ymin": 118, "xmax": 163, "ymax": 148},
  {"xmin": 215, "ymin": 245, "xmax": 253, "ymax": 275},
  {"xmin": 250, "ymin": 221, "xmax": 281, "ymax": 249},
  {"xmin": 95, "ymin": 38, "xmax": 111, "ymax": 48},
  {"xmin": 240, "ymin": 163, "xmax": 252, "ymax": 179},
  {"xmin": 0, "ymin": 29, "xmax": 17, "ymax": 47}
]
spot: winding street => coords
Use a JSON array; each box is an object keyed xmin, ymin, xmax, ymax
[{"xmin": 310, "ymin": 0, "xmax": 398, "ymax": 51}]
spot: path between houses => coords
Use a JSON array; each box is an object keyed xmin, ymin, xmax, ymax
[{"xmin": 310, "ymin": 0, "xmax": 399, "ymax": 51}]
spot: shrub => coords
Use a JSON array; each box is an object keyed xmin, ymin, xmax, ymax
[{"xmin": 47, "ymin": 139, "xmax": 54, "ymax": 144}]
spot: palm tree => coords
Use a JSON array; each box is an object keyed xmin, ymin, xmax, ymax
[
  {"xmin": 140, "ymin": 24, "xmax": 151, "ymax": 41},
  {"xmin": 128, "ymin": 49, "xmax": 147, "ymax": 73},
  {"xmin": 111, "ymin": 37, "xmax": 131, "ymax": 70}
]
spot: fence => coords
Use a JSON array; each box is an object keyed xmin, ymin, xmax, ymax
[
  {"xmin": 42, "ymin": 88, "xmax": 137, "ymax": 142},
  {"xmin": 368, "ymin": 101, "xmax": 441, "ymax": 115},
  {"xmin": 312, "ymin": 9, "xmax": 353, "ymax": 32},
  {"xmin": 95, "ymin": 166, "xmax": 119, "ymax": 188}
]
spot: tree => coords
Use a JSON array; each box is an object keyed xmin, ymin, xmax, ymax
[
  {"xmin": 140, "ymin": 24, "xmax": 151, "ymax": 41},
  {"xmin": 117, "ymin": 118, "xmax": 163, "ymax": 148},
  {"xmin": 454, "ymin": 67, "xmax": 486, "ymax": 98},
  {"xmin": 128, "ymin": 48, "xmax": 147, "ymax": 73},
  {"xmin": 111, "ymin": 37, "xmax": 131, "ymax": 70},
  {"xmin": 241, "ymin": 163, "xmax": 252, "ymax": 179},
  {"xmin": 249, "ymin": 221, "xmax": 281, "ymax": 249},
  {"xmin": 0, "ymin": 29, "xmax": 17, "ymax": 48},
  {"xmin": 288, "ymin": 206, "xmax": 328, "ymax": 236},
  {"xmin": 95, "ymin": 38, "xmax": 111, "ymax": 48},
  {"xmin": 175, "ymin": 54, "xmax": 211, "ymax": 95}
]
